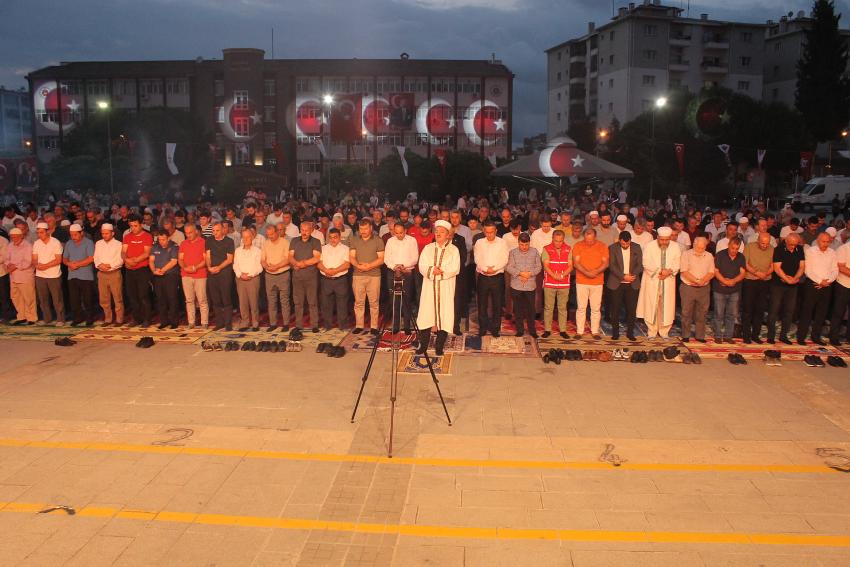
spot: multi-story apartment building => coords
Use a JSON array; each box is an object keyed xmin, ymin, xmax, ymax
[
  {"xmin": 546, "ymin": 0, "xmax": 845, "ymax": 139},
  {"xmin": 0, "ymin": 87, "xmax": 33, "ymax": 156},
  {"xmin": 27, "ymin": 49, "xmax": 513, "ymax": 190}
]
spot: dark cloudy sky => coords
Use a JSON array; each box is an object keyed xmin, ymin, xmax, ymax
[{"xmin": 1, "ymin": 0, "xmax": 846, "ymax": 145}]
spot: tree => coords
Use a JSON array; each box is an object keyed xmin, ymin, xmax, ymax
[
  {"xmin": 796, "ymin": 0, "xmax": 850, "ymax": 142},
  {"xmin": 567, "ymin": 118, "xmax": 598, "ymax": 153}
]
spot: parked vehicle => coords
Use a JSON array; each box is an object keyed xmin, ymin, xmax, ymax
[{"xmin": 787, "ymin": 176, "xmax": 850, "ymax": 211}]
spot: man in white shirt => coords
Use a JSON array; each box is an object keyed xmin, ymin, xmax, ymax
[
  {"xmin": 830, "ymin": 238, "xmax": 850, "ymax": 345},
  {"xmin": 779, "ymin": 217, "xmax": 804, "ymax": 240},
  {"xmin": 233, "ymin": 228, "xmax": 263, "ymax": 331},
  {"xmin": 797, "ymin": 232, "xmax": 838, "ymax": 345},
  {"xmin": 737, "ymin": 217, "xmax": 755, "ymax": 242},
  {"xmin": 746, "ymin": 218, "xmax": 777, "ymax": 247},
  {"xmin": 32, "ymin": 222, "xmax": 65, "ymax": 325},
  {"xmin": 318, "ymin": 228, "xmax": 351, "ymax": 330},
  {"xmin": 628, "ymin": 218, "xmax": 654, "ymax": 249},
  {"xmin": 93, "ymin": 223, "xmax": 124, "ymax": 325},
  {"xmin": 279, "ymin": 211, "xmax": 300, "ymax": 240},
  {"xmin": 715, "ymin": 221, "xmax": 739, "ymax": 253},
  {"xmin": 474, "ymin": 221, "xmax": 509, "ymax": 337},
  {"xmin": 383, "ymin": 223, "xmax": 419, "ymax": 333},
  {"xmin": 704, "ymin": 211, "xmax": 726, "ymax": 243}
]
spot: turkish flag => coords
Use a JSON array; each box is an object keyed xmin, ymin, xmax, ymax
[
  {"xmin": 388, "ymin": 93, "xmax": 415, "ymax": 130},
  {"xmin": 800, "ymin": 151, "xmax": 814, "ymax": 180},
  {"xmin": 0, "ymin": 159, "xmax": 14, "ymax": 192},
  {"xmin": 674, "ymin": 143, "xmax": 685, "ymax": 177},
  {"xmin": 435, "ymin": 149, "xmax": 447, "ymax": 175},
  {"xmin": 331, "ymin": 94, "xmax": 362, "ymax": 143}
]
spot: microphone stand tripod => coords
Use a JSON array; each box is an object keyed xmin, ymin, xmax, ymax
[{"xmin": 350, "ymin": 273, "xmax": 452, "ymax": 458}]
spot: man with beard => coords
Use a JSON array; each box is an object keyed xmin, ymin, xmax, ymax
[
  {"xmin": 637, "ymin": 226, "xmax": 681, "ymax": 339},
  {"xmin": 416, "ymin": 220, "xmax": 461, "ymax": 356}
]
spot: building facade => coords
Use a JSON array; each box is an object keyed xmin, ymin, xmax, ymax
[
  {"xmin": 546, "ymin": 0, "xmax": 847, "ymax": 140},
  {"xmin": 27, "ymin": 49, "xmax": 513, "ymax": 190},
  {"xmin": 0, "ymin": 87, "xmax": 33, "ymax": 156}
]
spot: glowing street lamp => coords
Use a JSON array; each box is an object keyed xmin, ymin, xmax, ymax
[
  {"xmin": 97, "ymin": 101, "xmax": 115, "ymax": 202},
  {"xmin": 655, "ymin": 96, "xmax": 668, "ymax": 109},
  {"xmin": 322, "ymin": 94, "xmax": 334, "ymax": 106}
]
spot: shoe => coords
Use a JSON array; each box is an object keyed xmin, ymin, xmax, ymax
[
  {"xmin": 416, "ymin": 330, "xmax": 431, "ymax": 355},
  {"xmin": 574, "ymin": 334, "xmax": 583, "ymax": 340},
  {"xmin": 780, "ymin": 337, "xmax": 792, "ymax": 345},
  {"xmin": 201, "ymin": 341, "xmax": 214, "ymax": 352},
  {"xmin": 453, "ymin": 326, "xmax": 462, "ymax": 336},
  {"xmin": 727, "ymin": 353, "xmax": 737, "ymax": 364},
  {"xmin": 435, "ymin": 331, "xmax": 449, "ymax": 356},
  {"xmin": 736, "ymin": 353, "xmax": 747, "ymax": 365},
  {"xmin": 239, "ymin": 326, "xmax": 250, "ymax": 332},
  {"xmin": 626, "ymin": 334, "xmax": 637, "ymax": 341},
  {"xmin": 289, "ymin": 328, "xmax": 304, "ymax": 341},
  {"xmin": 559, "ymin": 332, "xmax": 569, "ymax": 340},
  {"xmin": 541, "ymin": 331, "xmax": 551, "ymax": 338},
  {"xmin": 753, "ymin": 338, "xmax": 764, "ymax": 345},
  {"xmin": 743, "ymin": 338, "xmax": 752, "ymax": 344},
  {"xmin": 281, "ymin": 325, "xmax": 289, "ymax": 332},
  {"xmin": 681, "ymin": 337, "xmax": 690, "ymax": 343},
  {"xmin": 267, "ymin": 326, "xmax": 277, "ymax": 333},
  {"xmin": 592, "ymin": 334, "xmax": 602, "ymax": 341},
  {"xmin": 316, "ymin": 342, "xmax": 330, "ymax": 353},
  {"xmin": 811, "ymin": 337, "xmax": 826, "ymax": 346},
  {"xmin": 683, "ymin": 353, "xmax": 692, "ymax": 364},
  {"xmin": 798, "ymin": 339, "xmax": 807, "ymax": 346},
  {"xmin": 516, "ymin": 331, "xmax": 524, "ymax": 338},
  {"xmin": 830, "ymin": 340, "xmax": 843, "ymax": 347},
  {"xmin": 542, "ymin": 354, "xmax": 550, "ymax": 364},
  {"xmin": 492, "ymin": 330, "xmax": 500, "ymax": 338},
  {"xmin": 529, "ymin": 333, "xmax": 539, "ymax": 339},
  {"xmin": 251, "ymin": 327, "xmax": 260, "ymax": 332},
  {"xmin": 312, "ymin": 327, "xmax": 320, "ymax": 333},
  {"xmin": 827, "ymin": 356, "xmax": 847, "ymax": 368},
  {"xmin": 54, "ymin": 337, "xmax": 76, "ymax": 347},
  {"xmin": 170, "ymin": 324, "xmax": 178, "ymax": 330},
  {"xmin": 286, "ymin": 341, "xmax": 303, "ymax": 352},
  {"xmin": 691, "ymin": 352, "xmax": 702, "ymax": 365},
  {"xmin": 598, "ymin": 351, "xmax": 613, "ymax": 362},
  {"xmin": 352, "ymin": 327, "xmax": 363, "ymax": 334},
  {"xmin": 404, "ymin": 328, "xmax": 412, "ymax": 335},
  {"xmin": 240, "ymin": 341, "xmax": 251, "ymax": 351},
  {"xmin": 767, "ymin": 338, "xmax": 775, "ymax": 344},
  {"xmin": 158, "ymin": 323, "xmax": 168, "ymax": 330}
]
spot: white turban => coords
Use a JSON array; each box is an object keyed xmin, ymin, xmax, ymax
[
  {"xmin": 434, "ymin": 220, "xmax": 451, "ymax": 232},
  {"xmin": 657, "ymin": 226, "xmax": 673, "ymax": 237}
]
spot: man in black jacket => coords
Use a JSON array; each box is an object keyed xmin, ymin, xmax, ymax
[{"xmin": 606, "ymin": 231, "xmax": 643, "ymax": 341}]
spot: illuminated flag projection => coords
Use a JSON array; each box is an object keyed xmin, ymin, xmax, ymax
[
  {"xmin": 330, "ymin": 95, "xmax": 362, "ymax": 142},
  {"xmin": 33, "ymin": 80, "xmax": 81, "ymax": 133}
]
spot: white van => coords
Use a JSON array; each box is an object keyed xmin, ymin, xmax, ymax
[{"xmin": 788, "ymin": 176, "xmax": 850, "ymax": 211}]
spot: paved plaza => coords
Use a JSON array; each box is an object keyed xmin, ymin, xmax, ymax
[{"xmin": 0, "ymin": 338, "xmax": 849, "ymax": 566}]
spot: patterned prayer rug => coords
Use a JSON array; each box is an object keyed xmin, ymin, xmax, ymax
[
  {"xmin": 685, "ymin": 338, "xmax": 847, "ymax": 361},
  {"xmin": 398, "ymin": 352, "xmax": 453, "ymax": 375},
  {"xmin": 74, "ymin": 325, "xmax": 207, "ymax": 344},
  {"xmin": 338, "ymin": 330, "xmax": 419, "ymax": 353},
  {"xmin": 462, "ymin": 334, "xmax": 540, "ymax": 358},
  {"xmin": 0, "ymin": 324, "xmax": 81, "ymax": 341}
]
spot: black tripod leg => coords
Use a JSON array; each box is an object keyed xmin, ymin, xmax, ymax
[
  {"xmin": 412, "ymin": 320, "xmax": 453, "ymax": 426},
  {"xmin": 350, "ymin": 321, "xmax": 385, "ymax": 423}
]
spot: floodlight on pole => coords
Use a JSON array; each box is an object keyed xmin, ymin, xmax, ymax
[
  {"xmin": 649, "ymin": 95, "xmax": 668, "ymax": 202},
  {"xmin": 655, "ymin": 96, "xmax": 668, "ymax": 109},
  {"xmin": 323, "ymin": 94, "xmax": 334, "ymax": 105},
  {"xmin": 97, "ymin": 101, "xmax": 109, "ymax": 110},
  {"xmin": 97, "ymin": 101, "xmax": 115, "ymax": 202}
]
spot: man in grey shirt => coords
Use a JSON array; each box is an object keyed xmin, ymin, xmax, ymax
[
  {"xmin": 505, "ymin": 233, "xmax": 542, "ymax": 338},
  {"xmin": 288, "ymin": 220, "xmax": 322, "ymax": 332}
]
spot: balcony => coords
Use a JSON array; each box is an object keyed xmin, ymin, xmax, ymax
[
  {"xmin": 569, "ymin": 76, "xmax": 586, "ymax": 85},
  {"xmin": 669, "ymin": 34, "xmax": 692, "ymax": 46},
  {"xmin": 701, "ymin": 60, "xmax": 728, "ymax": 74},
  {"xmin": 669, "ymin": 59, "xmax": 690, "ymax": 72},
  {"xmin": 703, "ymin": 35, "xmax": 730, "ymax": 49}
]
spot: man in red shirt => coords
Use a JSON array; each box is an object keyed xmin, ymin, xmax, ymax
[
  {"xmin": 178, "ymin": 223, "xmax": 209, "ymax": 328},
  {"xmin": 121, "ymin": 214, "xmax": 153, "ymax": 327}
]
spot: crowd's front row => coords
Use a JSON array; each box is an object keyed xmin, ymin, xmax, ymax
[{"xmin": 1, "ymin": 214, "xmax": 849, "ymax": 358}]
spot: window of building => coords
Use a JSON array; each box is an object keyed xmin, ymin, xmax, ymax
[
  {"xmin": 609, "ymin": 78, "xmax": 614, "ymax": 88},
  {"xmin": 556, "ymin": 92, "xmax": 561, "ymax": 101},
  {"xmin": 644, "ymin": 24, "xmax": 657, "ymax": 37},
  {"xmin": 738, "ymin": 80, "xmax": 750, "ymax": 91},
  {"xmin": 113, "ymin": 79, "xmax": 136, "ymax": 97},
  {"xmin": 669, "ymin": 78, "xmax": 682, "ymax": 88},
  {"xmin": 773, "ymin": 65, "xmax": 780, "ymax": 77},
  {"xmin": 609, "ymin": 55, "xmax": 614, "ymax": 64},
  {"xmin": 264, "ymin": 79, "xmax": 276, "ymax": 96},
  {"xmin": 264, "ymin": 132, "xmax": 276, "ymax": 149},
  {"xmin": 38, "ymin": 136, "xmax": 59, "ymax": 150},
  {"xmin": 642, "ymin": 75, "xmax": 655, "ymax": 86},
  {"xmin": 86, "ymin": 80, "xmax": 108, "ymax": 97},
  {"xmin": 234, "ymin": 144, "xmax": 250, "ymax": 165},
  {"xmin": 740, "ymin": 56, "xmax": 751, "ymax": 67},
  {"xmin": 557, "ymin": 72, "xmax": 561, "ymax": 81},
  {"xmin": 234, "ymin": 116, "xmax": 249, "ymax": 137},
  {"xmin": 556, "ymin": 112, "xmax": 561, "ymax": 121},
  {"xmin": 267, "ymin": 157, "xmax": 277, "ymax": 167},
  {"xmin": 557, "ymin": 51, "xmax": 562, "ymax": 61},
  {"xmin": 296, "ymin": 135, "xmax": 321, "ymax": 145},
  {"xmin": 167, "ymin": 79, "xmax": 189, "ymax": 96},
  {"xmin": 234, "ymin": 90, "xmax": 249, "ymax": 109},
  {"xmin": 216, "ymin": 106, "xmax": 224, "ymax": 123},
  {"xmin": 703, "ymin": 80, "xmax": 718, "ymax": 89},
  {"xmin": 214, "ymin": 80, "xmax": 224, "ymax": 97},
  {"xmin": 264, "ymin": 106, "xmax": 276, "ymax": 123},
  {"xmin": 775, "ymin": 41, "xmax": 782, "ymax": 52},
  {"xmin": 610, "ymin": 31, "xmax": 615, "ymax": 40},
  {"xmin": 740, "ymin": 31, "xmax": 753, "ymax": 43},
  {"xmin": 60, "ymin": 81, "xmax": 82, "ymax": 96},
  {"xmin": 772, "ymin": 88, "xmax": 779, "ymax": 100},
  {"xmin": 643, "ymin": 49, "xmax": 657, "ymax": 61},
  {"xmin": 608, "ymin": 102, "xmax": 613, "ymax": 111}
]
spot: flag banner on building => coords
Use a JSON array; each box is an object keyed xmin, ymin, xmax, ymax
[
  {"xmin": 165, "ymin": 143, "xmax": 179, "ymax": 175},
  {"xmin": 330, "ymin": 94, "xmax": 362, "ymax": 142},
  {"xmin": 397, "ymin": 146, "xmax": 408, "ymax": 177},
  {"xmin": 315, "ymin": 138, "xmax": 328, "ymax": 158},
  {"xmin": 235, "ymin": 143, "xmax": 249, "ymax": 165},
  {"xmin": 15, "ymin": 158, "xmax": 38, "ymax": 189},
  {"xmin": 800, "ymin": 151, "xmax": 814, "ymax": 179},
  {"xmin": 717, "ymin": 144, "xmax": 731, "ymax": 166},
  {"xmin": 487, "ymin": 152, "xmax": 497, "ymax": 168},
  {"xmin": 757, "ymin": 149, "xmax": 766, "ymax": 169},
  {"xmin": 674, "ymin": 143, "xmax": 685, "ymax": 177},
  {"xmin": 272, "ymin": 142, "xmax": 286, "ymax": 167},
  {"xmin": 0, "ymin": 159, "xmax": 14, "ymax": 192},
  {"xmin": 435, "ymin": 148, "xmax": 447, "ymax": 175},
  {"xmin": 838, "ymin": 150, "xmax": 850, "ymax": 159},
  {"xmin": 388, "ymin": 93, "xmax": 415, "ymax": 129}
]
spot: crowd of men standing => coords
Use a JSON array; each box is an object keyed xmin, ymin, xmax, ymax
[{"xmin": 0, "ymin": 197, "xmax": 849, "ymax": 351}]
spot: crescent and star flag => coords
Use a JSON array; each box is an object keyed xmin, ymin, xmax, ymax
[
  {"xmin": 330, "ymin": 94, "xmax": 362, "ymax": 143},
  {"xmin": 674, "ymin": 143, "xmax": 685, "ymax": 177},
  {"xmin": 800, "ymin": 151, "xmax": 814, "ymax": 179},
  {"xmin": 315, "ymin": 138, "xmax": 328, "ymax": 158},
  {"xmin": 717, "ymin": 144, "xmax": 731, "ymax": 166},
  {"xmin": 757, "ymin": 149, "xmax": 766, "ymax": 169},
  {"xmin": 0, "ymin": 159, "xmax": 13, "ymax": 192},
  {"xmin": 165, "ymin": 143, "xmax": 179, "ymax": 175},
  {"xmin": 434, "ymin": 149, "xmax": 448, "ymax": 175},
  {"xmin": 487, "ymin": 153, "xmax": 497, "ymax": 168},
  {"xmin": 397, "ymin": 146, "xmax": 408, "ymax": 177}
]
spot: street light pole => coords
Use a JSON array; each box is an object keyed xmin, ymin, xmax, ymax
[
  {"xmin": 97, "ymin": 101, "xmax": 115, "ymax": 204},
  {"xmin": 323, "ymin": 94, "xmax": 334, "ymax": 199},
  {"xmin": 649, "ymin": 96, "xmax": 667, "ymax": 205}
]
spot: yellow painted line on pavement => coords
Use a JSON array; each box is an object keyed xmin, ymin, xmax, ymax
[
  {"xmin": 0, "ymin": 437, "xmax": 841, "ymax": 474},
  {"xmin": 2, "ymin": 501, "xmax": 849, "ymax": 548}
]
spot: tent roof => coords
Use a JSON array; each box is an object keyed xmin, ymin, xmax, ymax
[{"xmin": 492, "ymin": 138, "xmax": 633, "ymax": 180}]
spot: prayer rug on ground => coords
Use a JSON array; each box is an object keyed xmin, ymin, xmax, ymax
[
  {"xmin": 398, "ymin": 352, "xmax": 453, "ymax": 376},
  {"xmin": 338, "ymin": 330, "xmax": 419, "ymax": 353},
  {"xmin": 0, "ymin": 324, "xmax": 81, "ymax": 341},
  {"xmin": 201, "ymin": 327, "xmax": 348, "ymax": 349},
  {"xmin": 462, "ymin": 334, "xmax": 539, "ymax": 358},
  {"xmin": 74, "ymin": 325, "xmax": 206, "ymax": 344},
  {"xmin": 685, "ymin": 338, "xmax": 847, "ymax": 361}
]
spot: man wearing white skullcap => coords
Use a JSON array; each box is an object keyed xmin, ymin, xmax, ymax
[
  {"xmin": 93, "ymin": 223, "xmax": 125, "ymax": 325},
  {"xmin": 32, "ymin": 221, "xmax": 65, "ymax": 325},
  {"xmin": 6, "ymin": 227, "xmax": 37, "ymax": 324},
  {"xmin": 637, "ymin": 225, "xmax": 681, "ymax": 338},
  {"xmin": 63, "ymin": 223, "xmax": 96, "ymax": 326},
  {"xmin": 416, "ymin": 219, "xmax": 461, "ymax": 356}
]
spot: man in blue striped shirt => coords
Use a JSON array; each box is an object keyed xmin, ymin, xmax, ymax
[{"xmin": 505, "ymin": 233, "xmax": 542, "ymax": 338}]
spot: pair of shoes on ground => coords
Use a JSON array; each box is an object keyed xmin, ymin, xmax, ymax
[
  {"xmin": 612, "ymin": 348, "xmax": 630, "ymax": 361},
  {"xmin": 727, "ymin": 353, "xmax": 747, "ymax": 365},
  {"xmin": 316, "ymin": 343, "xmax": 346, "ymax": 358},
  {"xmin": 54, "ymin": 337, "xmax": 76, "ymax": 347},
  {"xmin": 542, "ymin": 348, "xmax": 577, "ymax": 364},
  {"xmin": 826, "ymin": 356, "xmax": 848, "ymax": 368},
  {"xmin": 289, "ymin": 328, "xmax": 305, "ymax": 341},
  {"xmin": 135, "ymin": 336, "xmax": 155, "ymax": 348},
  {"xmin": 582, "ymin": 350, "xmax": 613, "ymax": 362},
  {"xmin": 681, "ymin": 352, "xmax": 702, "ymax": 364},
  {"xmin": 804, "ymin": 355, "xmax": 825, "ymax": 367}
]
